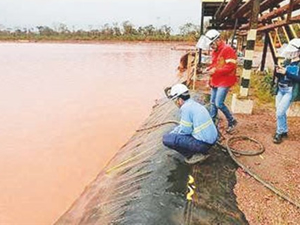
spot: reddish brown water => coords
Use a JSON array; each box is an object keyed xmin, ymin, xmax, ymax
[{"xmin": 0, "ymin": 42, "xmax": 183, "ymax": 225}]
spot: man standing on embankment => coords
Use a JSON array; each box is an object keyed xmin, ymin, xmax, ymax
[{"xmin": 197, "ymin": 29, "xmax": 238, "ymax": 133}]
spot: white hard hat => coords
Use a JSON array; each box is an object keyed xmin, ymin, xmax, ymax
[
  {"xmin": 280, "ymin": 38, "xmax": 300, "ymax": 58},
  {"xmin": 170, "ymin": 84, "xmax": 189, "ymax": 99},
  {"xmin": 277, "ymin": 43, "xmax": 288, "ymax": 58},
  {"xmin": 196, "ymin": 29, "xmax": 220, "ymax": 50}
]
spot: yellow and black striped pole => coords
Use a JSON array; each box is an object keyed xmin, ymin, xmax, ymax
[
  {"xmin": 240, "ymin": 29, "xmax": 256, "ymax": 97},
  {"xmin": 239, "ymin": 0, "xmax": 260, "ymax": 97}
]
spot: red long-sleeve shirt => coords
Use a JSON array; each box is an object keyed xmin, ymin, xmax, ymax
[{"xmin": 209, "ymin": 41, "xmax": 237, "ymax": 87}]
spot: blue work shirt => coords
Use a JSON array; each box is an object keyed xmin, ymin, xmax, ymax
[
  {"xmin": 171, "ymin": 99, "xmax": 218, "ymax": 144},
  {"xmin": 278, "ymin": 60, "xmax": 300, "ymax": 85}
]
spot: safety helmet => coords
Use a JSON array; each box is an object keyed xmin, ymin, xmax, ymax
[
  {"xmin": 196, "ymin": 29, "xmax": 220, "ymax": 50},
  {"xmin": 279, "ymin": 38, "xmax": 300, "ymax": 58},
  {"xmin": 170, "ymin": 84, "xmax": 189, "ymax": 99}
]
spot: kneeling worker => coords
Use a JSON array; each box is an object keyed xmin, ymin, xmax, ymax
[{"xmin": 163, "ymin": 84, "xmax": 218, "ymax": 164}]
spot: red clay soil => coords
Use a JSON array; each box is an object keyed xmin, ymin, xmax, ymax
[{"xmin": 217, "ymin": 106, "xmax": 300, "ymax": 225}]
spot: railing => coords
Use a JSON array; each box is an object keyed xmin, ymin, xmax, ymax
[{"xmin": 176, "ymin": 49, "xmax": 211, "ymax": 93}]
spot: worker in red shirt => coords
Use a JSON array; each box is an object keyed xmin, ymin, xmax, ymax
[{"xmin": 197, "ymin": 29, "xmax": 238, "ymax": 133}]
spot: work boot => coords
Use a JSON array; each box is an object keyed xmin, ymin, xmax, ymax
[
  {"xmin": 185, "ymin": 154, "xmax": 210, "ymax": 165},
  {"xmin": 213, "ymin": 117, "xmax": 220, "ymax": 126},
  {"xmin": 281, "ymin": 132, "xmax": 288, "ymax": 138},
  {"xmin": 226, "ymin": 119, "xmax": 238, "ymax": 133},
  {"xmin": 273, "ymin": 133, "xmax": 283, "ymax": 144}
]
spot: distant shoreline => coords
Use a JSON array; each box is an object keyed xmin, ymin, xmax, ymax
[{"xmin": 0, "ymin": 39, "xmax": 193, "ymax": 45}]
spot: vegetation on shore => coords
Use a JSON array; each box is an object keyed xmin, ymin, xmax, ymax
[
  {"xmin": 231, "ymin": 67, "xmax": 275, "ymax": 107},
  {"xmin": 0, "ymin": 21, "xmax": 200, "ymax": 42},
  {"xmin": 251, "ymin": 69, "xmax": 275, "ymax": 104}
]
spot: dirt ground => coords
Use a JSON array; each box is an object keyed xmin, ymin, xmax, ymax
[{"xmin": 216, "ymin": 104, "xmax": 300, "ymax": 225}]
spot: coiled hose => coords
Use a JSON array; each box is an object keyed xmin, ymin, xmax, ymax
[{"xmin": 137, "ymin": 120, "xmax": 300, "ymax": 209}]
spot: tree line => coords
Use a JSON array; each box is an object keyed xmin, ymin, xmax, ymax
[{"xmin": 0, "ymin": 21, "xmax": 200, "ymax": 42}]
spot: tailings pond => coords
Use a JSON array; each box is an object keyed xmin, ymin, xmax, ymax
[{"xmin": 0, "ymin": 42, "xmax": 183, "ymax": 225}]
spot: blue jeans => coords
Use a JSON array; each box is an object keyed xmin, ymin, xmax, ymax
[
  {"xmin": 276, "ymin": 86, "xmax": 293, "ymax": 134},
  {"xmin": 162, "ymin": 133, "xmax": 213, "ymax": 158},
  {"xmin": 210, "ymin": 87, "xmax": 234, "ymax": 125}
]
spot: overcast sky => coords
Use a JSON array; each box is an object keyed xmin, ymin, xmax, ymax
[{"xmin": 0, "ymin": 0, "xmax": 201, "ymax": 33}]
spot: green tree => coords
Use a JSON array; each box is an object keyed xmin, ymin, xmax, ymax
[
  {"xmin": 179, "ymin": 23, "xmax": 199, "ymax": 36},
  {"xmin": 36, "ymin": 26, "xmax": 56, "ymax": 36},
  {"xmin": 112, "ymin": 23, "xmax": 121, "ymax": 36},
  {"xmin": 122, "ymin": 21, "xmax": 137, "ymax": 35},
  {"xmin": 101, "ymin": 23, "xmax": 114, "ymax": 36},
  {"xmin": 158, "ymin": 25, "xmax": 172, "ymax": 36},
  {"xmin": 56, "ymin": 23, "xmax": 70, "ymax": 34},
  {"xmin": 144, "ymin": 24, "xmax": 155, "ymax": 36}
]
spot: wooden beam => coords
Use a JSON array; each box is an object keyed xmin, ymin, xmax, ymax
[
  {"xmin": 243, "ymin": 0, "xmax": 283, "ymax": 19},
  {"xmin": 260, "ymin": 0, "xmax": 300, "ymax": 23},
  {"xmin": 257, "ymin": 15, "xmax": 300, "ymax": 32},
  {"xmin": 218, "ymin": 0, "xmax": 242, "ymax": 20},
  {"xmin": 239, "ymin": 0, "xmax": 300, "ymax": 30},
  {"xmin": 236, "ymin": 31, "xmax": 248, "ymax": 36},
  {"xmin": 233, "ymin": 0, "xmax": 255, "ymax": 19},
  {"xmin": 207, "ymin": 25, "xmax": 236, "ymax": 30},
  {"xmin": 214, "ymin": 0, "xmax": 226, "ymax": 19}
]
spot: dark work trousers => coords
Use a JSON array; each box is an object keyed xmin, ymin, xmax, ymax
[{"xmin": 162, "ymin": 133, "xmax": 213, "ymax": 158}]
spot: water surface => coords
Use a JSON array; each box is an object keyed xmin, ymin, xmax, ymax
[{"xmin": 0, "ymin": 42, "xmax": 182, "ymax": 224}]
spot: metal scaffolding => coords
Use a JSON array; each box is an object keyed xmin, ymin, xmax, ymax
[
  {"xmin": 201, "ymin": 0, "xmax": 300, "ymax": 96},
  {"xmin": 202, "ymin": 0, "xmax": 300, "ymax": 67}
]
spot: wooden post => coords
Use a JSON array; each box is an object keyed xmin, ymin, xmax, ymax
[
  {"xmin": 231, "ymin": 18, "xmax": 239, "ymax": 47},
  {"xmin": 275, "ymin": 27, "xmax": 283, "ymax": 45},
  {"xmin": 193, "ymin": 52, "xmax": 199, "ymax": 91},
  {"xmin": 288, "ymin": 24, "xmax": 297, "ymax": 38},
  {"xmin": 186, "ymin": 52, "xmax": 193, "ymax": 85},
  {"xmin": 267, "ymin": 32, "xmax": 279, "ymax": 65},
  {"xmin": 287, "ymin": 0, "xmax": 294, "ymax": 22},
  {"xmin": 198, "ymin": 0, "xmax": 204, "ymax": 69},
  {"xmin": 260, "ymin": 32, "xmax": 269, "ymax": 72}
]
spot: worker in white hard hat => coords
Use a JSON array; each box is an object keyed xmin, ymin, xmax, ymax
[
  {"xmin": 196, "ymin": 29, "xmax": 221, "ymax": 51},
  {"xmin": 273, "ymin": 38, "xmax": 300, "ymax": 144},
  {"xmin": 196, "ymin": 29, "xmax": 238, "ymax": 133},
  {"xmin": 162, "ymin": 84, "xmax": 218, "ymax": 164}
]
